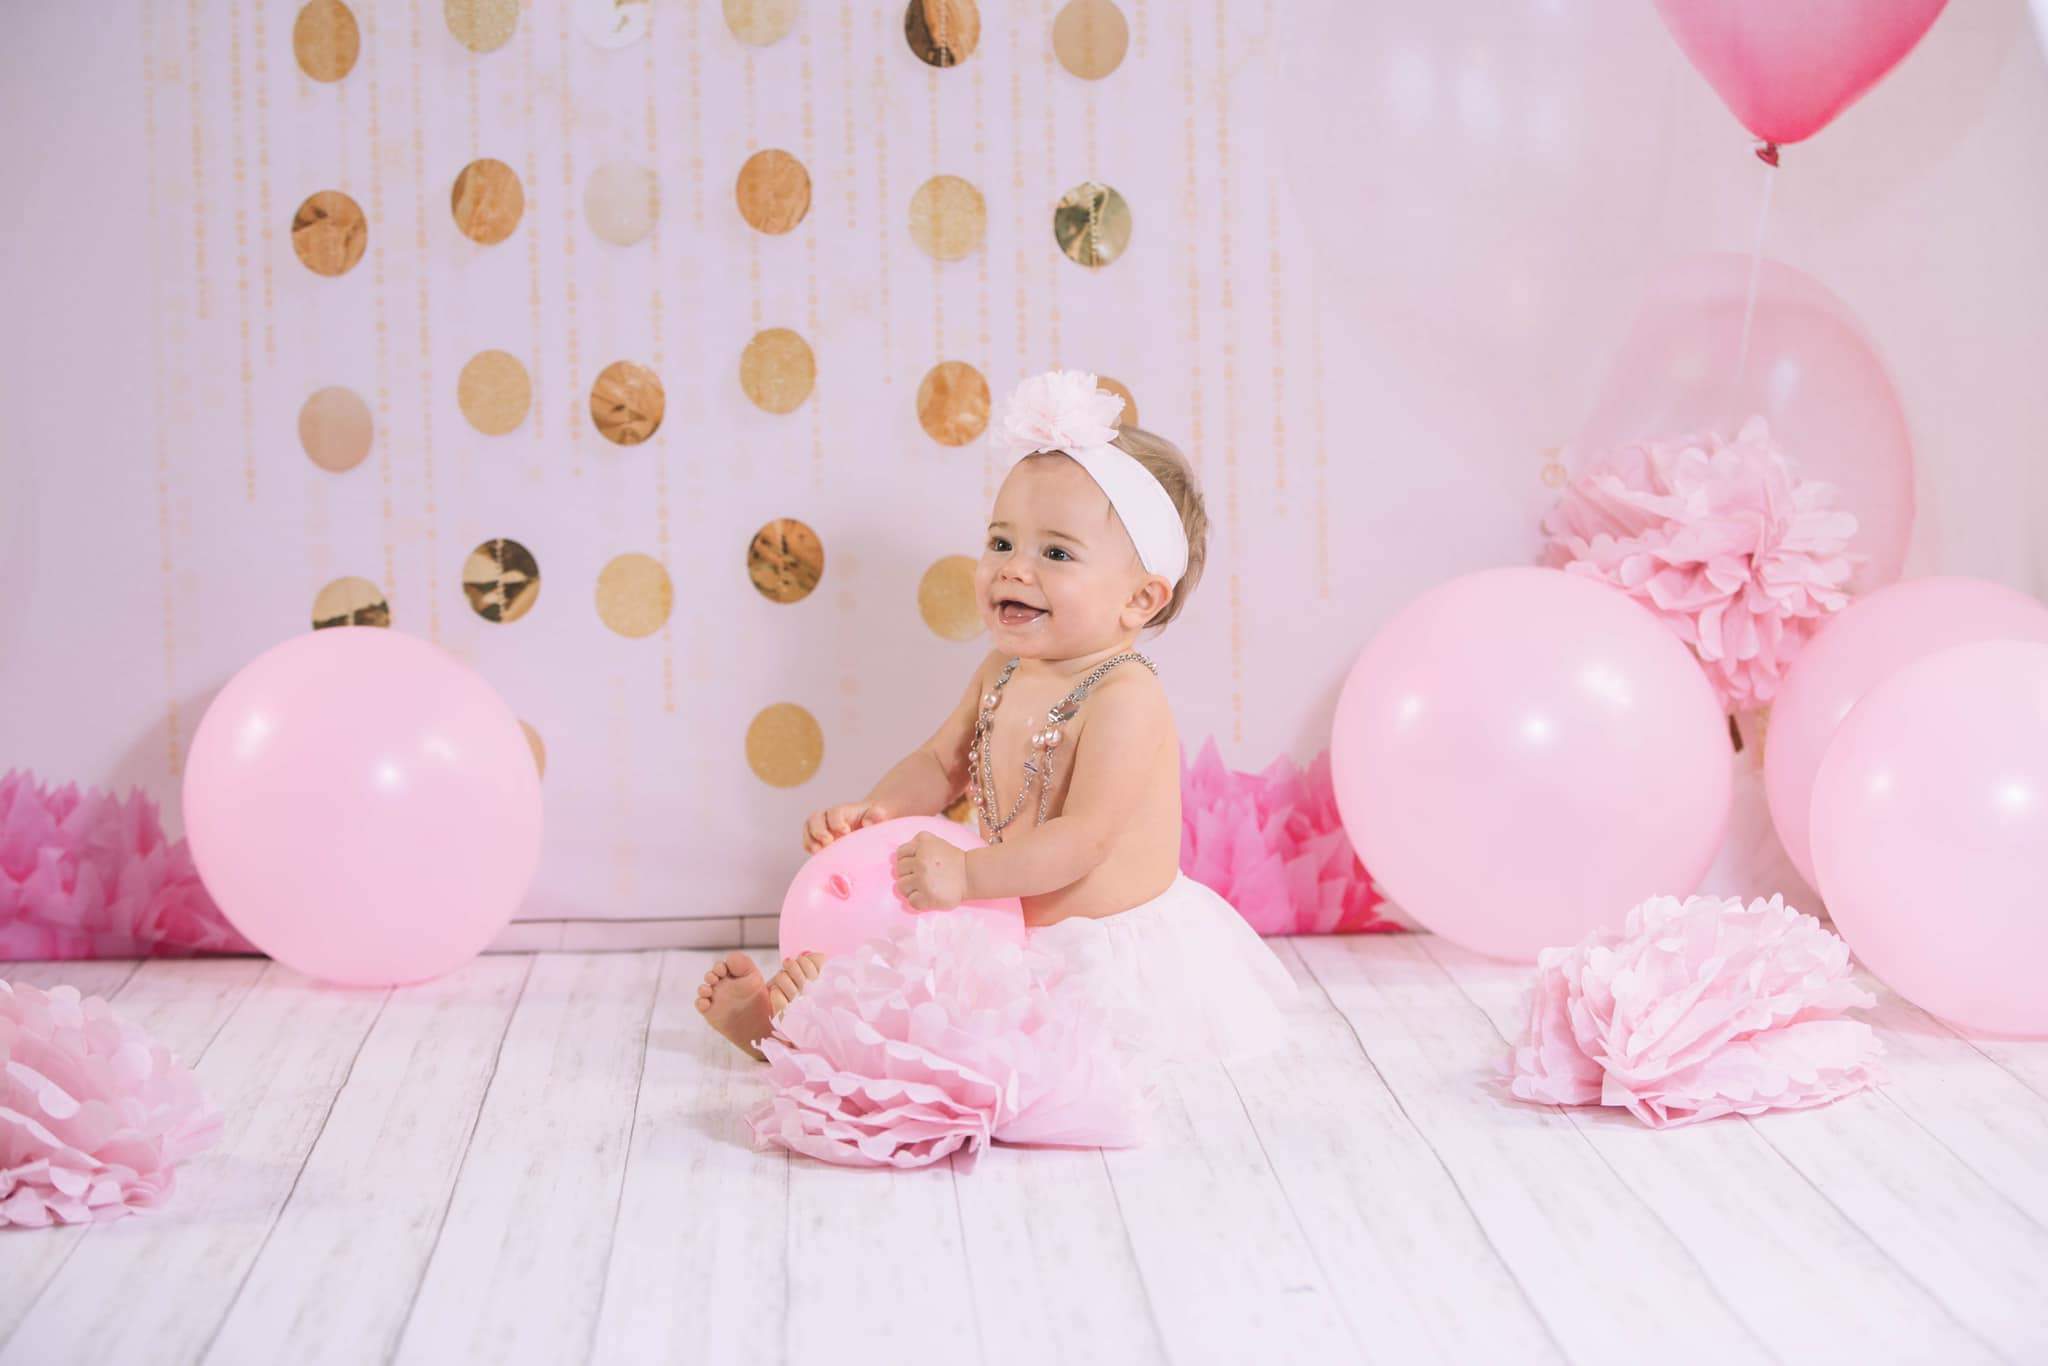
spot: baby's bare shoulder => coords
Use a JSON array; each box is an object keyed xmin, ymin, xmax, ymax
[{"xmin": 1076, "ymin": 661, "xmax": 1174, "ymax": 735}]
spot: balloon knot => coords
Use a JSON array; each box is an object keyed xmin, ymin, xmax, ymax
[{"xmin": 1754, "ymin": 140, "xmax": 1781, "ymax": 168}]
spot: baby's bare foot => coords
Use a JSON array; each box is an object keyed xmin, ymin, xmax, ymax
[
  {"xmin": 767, "ymin": 952, "xmax": 826, "ymax": 1014},
  {"xmin": 696, "ymin": 952, "xmax": 772, "ymax": 1061}
]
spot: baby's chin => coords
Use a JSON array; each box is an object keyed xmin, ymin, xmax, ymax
[{"xmin": 985, "ymin": 610, "xmax": 1063, "ymax": 655}]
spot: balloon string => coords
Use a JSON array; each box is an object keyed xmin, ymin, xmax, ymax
[{"xmin": 1735, "ymin": 156, "xmax": 1779, "ymax": 385}]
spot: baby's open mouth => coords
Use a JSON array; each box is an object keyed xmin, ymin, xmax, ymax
[{"xmin": 995, "ymin": 598, "xmax": 1047, "ymax": 627}]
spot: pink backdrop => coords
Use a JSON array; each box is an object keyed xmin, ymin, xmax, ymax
[{"xmin": 1, "ymin": 2, "xmax": 2044, "ymax": 948}]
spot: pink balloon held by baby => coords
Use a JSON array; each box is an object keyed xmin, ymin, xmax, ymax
[{"xmin": 776, "ymin": 816, "xmax": 1026, "ymax": 963}]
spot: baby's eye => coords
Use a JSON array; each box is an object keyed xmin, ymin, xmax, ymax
[
  {"xmin": 988, "ymin": 536, "xmax": 1011, "ymax": 552},
  {"xmin": 1043, "ymin": 546, "xmax": 1072, "ymax": 562}
]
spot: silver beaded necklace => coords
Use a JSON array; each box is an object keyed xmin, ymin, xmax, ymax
[{"xmin": 968, "ymin": 651, "xmax": 1157, "ymax": 843}]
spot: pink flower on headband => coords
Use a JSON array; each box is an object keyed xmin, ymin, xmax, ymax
[{"xmin": 998, "ymin": 370, "xmax": 1126, "ymax": 459}]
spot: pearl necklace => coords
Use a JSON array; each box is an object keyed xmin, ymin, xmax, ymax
[{"xmin": 968, "ymin": 651, "xmax": 1157, "ymax": 844}]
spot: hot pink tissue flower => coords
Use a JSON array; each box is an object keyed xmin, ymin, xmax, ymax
[
  {"xmin": 1180, "ymin": 739, "xmax": 1398, "ymax": 937},
  {"xmin": 748, "ymin": 913, "xmax": 1150, "ymax": 1169},
  {"xmin": 0, "ymin": 769, "xmax": 255, "ymax": 961},
  {"xmin": 1, "ymin": 979, "xmax": 221, "ymax": 1227},
  {"xmin": 1541, "ymin": 418, "xmax": 1858, "ymax": 712},
  {"xmin": 1508, "ymin": 893, "xmax": 1883, "ymax": 1129}
]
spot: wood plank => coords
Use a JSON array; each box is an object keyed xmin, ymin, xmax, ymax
[
  {"xmin": 1225, "ymin": 941, "xmax": 1564, "ymax": 1362},
  {"xmin": 1100, "ymin": 1058, "xmax": 1359, "ymax": 1361},
  {"xmin": 390, "ymin": 952, "xmax": 661, "ymax": 1366},
  {"xmin": 950, "ymin": 1145, "xmax": 1164, "ymax": 1366},
  {"xmin": 201, "ymin": 956, "xmax": 531, "ymax": 1365},
  {"xmin": 0, "ymin": 962, "xmax": 387, "ymax": 1366},
  {"xmin": 1956, "ymin": 1027, "xmax": 2048, "ymax": 1104},
  {"xmin": 590, "ymin": 951, "xmax": 789, "ymax": 1365},
  {"xmin": 0, "ymin": 958, "xmax": 265, "ymax": 1345},
  {"xmin": 1851, "ymin": 975, "xmax": 2048, "ymax": 1231},
  {"xmin": 781, "ymin": 1144, "xmax": 981, "ymax": 1360},
  {"xmin": 1293, "ymin": 934, "xmax": 1770, "ymax": 1366},
  {"xmin": 1745, "ymin": 1072, "xmax": 2048, "ymax": 1357},
  {"xmin": 1423, "ymin": 936, "xmax": 2001, "ymax": 1365}
]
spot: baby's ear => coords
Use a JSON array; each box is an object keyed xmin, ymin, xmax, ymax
[{"xmin": 1128, "ymin": 574, "xmax": 1172, "ymax": 619}]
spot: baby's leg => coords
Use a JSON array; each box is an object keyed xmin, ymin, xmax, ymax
[{"xmin": 695, "ymin": 950, "xmax": 826, "ymax": 1060}]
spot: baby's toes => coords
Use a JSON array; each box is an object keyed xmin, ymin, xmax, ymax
[{"xmin": 795, "ymin": 952, "xmax": 824, "ymax": 982}]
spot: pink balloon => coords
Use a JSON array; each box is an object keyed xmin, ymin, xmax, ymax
[
  {"xmin": 182, "ymin": 628, "xmax": 543, "ymax": 987},
  {"xmin": 1578, "ymin": 253, "xmax": 1915, "ymax": 591},
  {"xmin": 1811, "ymin": 640, "xmax": 2048, "ymax": 1037},
  {"xmin": 777, "ymin": 816, "xmax": 1025, "ymax": 962},
  {"xmin": 1654, "ymin": 0, "xmax": 1949, "ymax": 149},
  {"xmin": 1765, "ymin": 577, "xmax": 2048, "ymax": 888},
  {"xmin": 1330, "ymin": 568, "xmax": 1731, "ymax": 962}
]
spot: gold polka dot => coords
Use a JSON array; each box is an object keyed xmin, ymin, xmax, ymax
[
  {"xmin": 735, "ymin": 149, "xmax": 811, "ymax": 235},
  {"xmin": 724, "ymin": 0, "xmax": 798, "ymax": 45},
  {"xmin": 595, "ymin": 552, "xmax": 673, "ymax": 638},
  {"xmin": 1054, "ymin": 181, "xmax": 1132, "ymax": 269},
  {"xmin": 908, "ymin": 175, "xmax": 986, "ymax": 261},
  {"xmin": 590, "ymin": 361, "xmax": 665, "ymax": 445},
  {"xmin": 904, "ymin": 0, "xmax": 979, "ymax": 67},
  {"xmin": 1052, "ymin": 0, "xmax": 1128, "ymax": 80},
  {"xmin": 918, "ymin": 555, "xmax": 983, "ymax": 641},
  {"xmin": 458, "ymin": 350, "xmax": 531, "ymax": 435},
  {"xmin": 445, "ymin": 0, "xmax": 518, "ymax": 53},
  {"xmin": 747, "ymin": 703, "xmax": 823, "ymax": 788},
  {"xmin": 462, "ymin": 537, "xmax": 542, "ymax": 623},
  {"xmin": 293, "ymin": 1, "xmax": 360, "ymax": 82},
  {"xmin": 1096, "ymin": 375, "xmax": 1137, "ymax": 429},
  {"xmin": 451, "ymin": 158, "xmax": 523, "ymax": 245},
  {"xmin": 576, "ymin": 0, "xmax": 650, "ymax": 48},
  {"xmin": 585, "ymin": 161, "xmax": 659, "ymax": 246},
  {"xmin": 312, "ymin": 576, "xmax": 390, "ymax": 629},
  {"xmin": 739, "ymin": 328, "xmax": 816, "ymax": 414},
  {"xmin": 291, "ymin": 190, "xmax": 368, "ymax": 277},
  {"xmin": 520, "ymin": 720, "xmax": 547, "ymax": 778},
  {"xmin": 748, "ymin": 518, "xmax": 824, "ymax": 604},
  {"xmin": 916, "ymin": 362, "xmax": 989, "ymax": 445},
  {"xmin": 299, "ymin": 387, "xmax": 373, "ymax": 472}
]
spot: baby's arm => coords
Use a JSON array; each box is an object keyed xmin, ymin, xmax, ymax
[{"xmin": 962, "ymin": 678, "xmax": 1169, "ymax": 900}]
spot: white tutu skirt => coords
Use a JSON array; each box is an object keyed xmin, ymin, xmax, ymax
[
  {"xmin": 747, "ymin": 874, "xmax": 1296, "ymax": 1168},
  {"xmin": 1023, "ymin": 873, "xmax": 1297, "ymax": 1065}
]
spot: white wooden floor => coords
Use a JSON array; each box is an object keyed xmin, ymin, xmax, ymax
[{"xmin": 3, "ymin": 935, "xmax": 2046, "ymax": 1366}]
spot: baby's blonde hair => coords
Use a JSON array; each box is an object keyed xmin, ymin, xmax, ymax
[{"xmin": 1111, "ymin": 425, "xmax": 1207, "ymax": 631}]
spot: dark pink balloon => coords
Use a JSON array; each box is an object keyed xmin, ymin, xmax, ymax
[
  {"xmin": 1577, "ymin": 253, "xmax": 1914, "ymax": 592},
  {"xmin": 1654, "ymin": 0, "xmax": 1949, "ymax": 149}
]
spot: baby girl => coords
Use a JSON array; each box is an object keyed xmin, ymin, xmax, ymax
[{"xmin": 695, "ymin": 371, "xmax": 1294, "ymax": 1149}]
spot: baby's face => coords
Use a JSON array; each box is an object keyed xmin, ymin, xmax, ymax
[{"xmin": 976, "ymin": 455, "xmax": 1162, "ymax": 658}]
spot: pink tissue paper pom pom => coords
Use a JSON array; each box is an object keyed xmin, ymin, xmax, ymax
[
  {"xmin": 748, "ymin": 913, "xmax": 1150, "ymax": 1169},
  {"xmin": 0, "ymin": 769, "xmax": 256, "ymax": 962},
  {"xmin": 1, "ymin": 978, "xmax": 221, "ymax": 1227},
  {"xmin": 996, "ymin": 369, "xmax": 1126, "ymax": 459},
  {"xmin": 1507, "ymin": 893, "xmax": 1883, "ymax": 1129},
  {"xmin": 1180, "ymin": 739, "xmax": 1399, "ymax": 937},
  {"xmin": 1541, "ymin": 417, "xmax": 1858, "ymax": 712}
]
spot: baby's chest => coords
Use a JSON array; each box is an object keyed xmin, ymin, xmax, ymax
[{"xmin": 973, "ymin": 695, "xmax": 1088, "ymax": 810}]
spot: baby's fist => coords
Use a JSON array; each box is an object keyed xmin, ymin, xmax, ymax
[{"xmin": 892, "ymin": 832, "xmax": 966, "ymax": 911}]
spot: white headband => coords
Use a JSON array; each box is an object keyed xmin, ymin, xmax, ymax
[{"xmin": 994, "ymin": 370, "xmax": 1191, "ymax": 586}]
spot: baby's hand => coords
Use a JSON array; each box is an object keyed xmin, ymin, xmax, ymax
[
  {"xmin": 802, "ymin": 801, "xmax": 889, "ymax": 854},
  {"xmin": 893, "ymin": 833, "xmax": 966, "ymax": 911}
]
